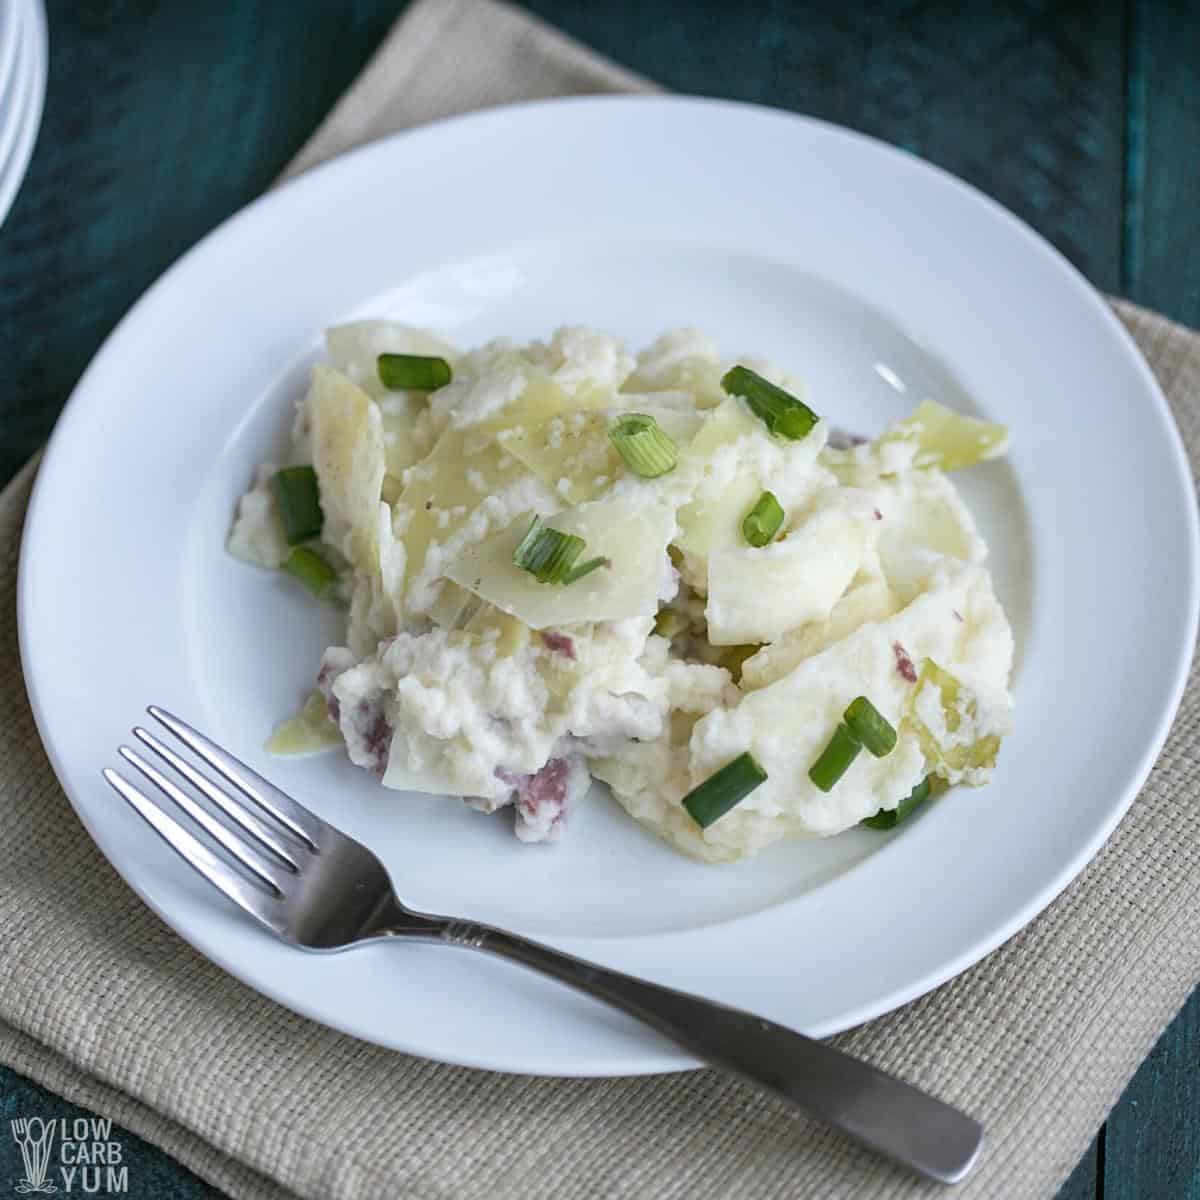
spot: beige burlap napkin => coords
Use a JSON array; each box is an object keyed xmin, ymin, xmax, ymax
[{"xmin": 3, "ymin": 2, "xmax": 1198, "ymax": 1197}]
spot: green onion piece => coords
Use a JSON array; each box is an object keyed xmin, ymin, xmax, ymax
[
  {"xmin": 608, "ymin": 413, "xmax": 679, "ymax": 478},
  {"xmin": 682, "ymin": 752, "xmax": 768, "ymax": 828},
  {"xmin": 512, "ymin": 516, "xmax": 608, "ymax": 586},
  {"xmin": 512, "ymin": 516, "xmax": 584, "ymax": 582},
  {"xmin": 563, "ymin": 555, "xmax": 611, "ymax": 585},
  {"xmin": 283, "ymin": 547, "xmax": 338, "ymax": 598},
  {"xmin": 742, "ymin": 490, "xmax": 784, "ymax": 547},
  {"xmin": 720, "ymin": 365, "xmax": 819, "ymax": 440},
  {"xmin": 377, "ymin": 353, "xmax": 453, "ymax": 391},
  {"xmin": 843, "ymin": 695, "xmax": 897, "ymax": 757},
  {"xmin": 808, "ymin": 723, "xmax": 862, "ymax": 792},
  {"xmin": 862, "ymin": 776, "xmax": 933, "ymax": 830},
  {"xmin": 271, "ymin": 466, "xmax": 323, "ymax": 544}
]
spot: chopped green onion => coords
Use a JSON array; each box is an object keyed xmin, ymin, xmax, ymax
[
  {"xmin": 511, "ymin": 516, "xmax": 609, "ymax": 586},
  {"xmin": 682, "ymin": 752, "xmax": 768, "ymax": 828},
  {"xmin": 843, "ymin": 696, "xmax": 897, "ymax": 757},
  {"xmin": 861, "ymin": 776, "xmax": 933, "ymax": 830},
  {"xmin": 608, "ymin": 413, "xmax": 679, "ymax": 478},
  {"xmin": 271, "ymin": 466, "xmax": 323, "ymax": 544},
  {"xmin": 283, "ymin": 547, "xmax": 338, "ymax": 598},
  {"xmin": 808, "ymin": 723, "xmax": 862, "ymax": 792},
  {"xmin": 563, "ymin": 555, "xmax": 611, "ymax": 585},
  {"xmin": 377, "ymin": 353, "xmax": 453, "ymax": 391},
  {"xmin": 513, "ymin": 516, "xmax": 583, "ymax": 582},
  {"xmin": 720, "ymin": 365, "xmax": 819, "ymax": 440},
  {"xmin": 742, "ymin": 490, "xmax": 784, "ymax": 547}
]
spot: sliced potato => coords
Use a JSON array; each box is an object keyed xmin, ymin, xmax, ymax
[
  {"xmin": 906, "ymin": 658, "xmax": 1005, "ymax": 783},
  {"xmin": 445, "ymin": 499, "xmax": 674, "ymax": 629},
  {"xmin": 497, "ymin": 412, "xmax": 623, "ymax": 505},
  {"xmin": 740, "ymin": 567, "xmax": 894, "ymax": 690},
  {"xmin": 227, "ymin": 464, "xmax": 289, "ymax": 569},
  {"xmin": 381, "ymin": 732, "xmax": 466, "ymax": 796},
  {"xmin": 879, "ymin": 399, "xmax": 1008, "ymax": 472},
  {"xmin": 468, "ymin": 365, "xmax": 608, "ymax": 436},
  {"xmin": 498, "ymin": 408, "xmax": 702, "ymax": 505},
  {"xmin": 705, "ymin": 490, "xmax": 878, "ymax": 645},
  {"xmin": 325, "ymin": 321, "xmax": 456, "ymax": 398},
  {"xmin": 392, "ymin": 429, "xmax": 535, "ymax": 596},
  {"xmin": 266, "ymin": 691, "xmax": 342, "ymax": 755},
  {"xmin": 308, "ymin": 365, "xmax": 386, "ymax": 571},
  {"xmin": 622, "ymin": 328, "xmax": 727, "ymax": 408},
  {"xmin": 462, "ymin": 603, "xmax": 532, "ymax": 658},
  {"xmin": 378, "ymin": 395, "xmax": 426, "ymax": 479},
  {"xmin": 674, "ymin": 399, "xmax": 768, "ymax": 569},
  {"xmin": 427, "ymin": 579, "xmax": 481, "ymax": 630}
]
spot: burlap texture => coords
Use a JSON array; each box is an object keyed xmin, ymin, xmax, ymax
[{"xmin": 2, "ymin": 2, "xmax": 1197, "ymax": 1196}]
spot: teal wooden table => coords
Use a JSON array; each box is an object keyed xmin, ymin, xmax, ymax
[{"xmin": 1, "ymin": 2, "xmax": 1197, "ymax": 1196}]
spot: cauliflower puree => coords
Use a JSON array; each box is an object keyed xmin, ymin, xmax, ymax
[{"xmin": 231, "ymin": 322, "xmax": 1013, "ymax": 861}]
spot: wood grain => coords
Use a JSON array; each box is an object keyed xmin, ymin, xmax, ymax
[
  {"xmin": 1101, "ymin": 2, "xmax": 1200, "ymax": 1192},
  {"xmin": 520, "ymin": 0, "xmax": 1127, "ymax": 290},
  {"xmin": 1121, "ymin": 0, "xmax": 1200, "ymax": 325},
  {"xmin": 1058, "ymin": 1134, "xmax": 1101, "ymax": 1200},
  {"xmin": 1104, "ymin": 998, "xmax": 1200, "ymax": 1200},
  {"xmin": 0, "ymin": 0, "xmax": 402, "ymax": 489}
]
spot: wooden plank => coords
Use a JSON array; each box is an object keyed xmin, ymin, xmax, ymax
[
  {"xmin": 1102, "ymin": 993, "xmax": 1200, "ymax": 1199},
  {"xmin": 1103, "ymin": 1, "xmax": 1200, "ymax": 1195},
  {"xmin": 520, "ymin": 0, "xmax": 1127, "ymax": 291},
  {"xmin": 1122, "ymin": 0, "xmax": 1200, "ymax": 325},
  {"xmin": 0, "ymin": 0, "xmax": 401, "ymax": 490},
  {"xmin": 1056, "ymin": 1131, "xmax": 1101, "ymax": 1200}
]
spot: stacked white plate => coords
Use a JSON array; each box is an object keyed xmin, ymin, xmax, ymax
[{"xmin": 0, "ymin": 0, "xmax": 47, "ymax": 230}]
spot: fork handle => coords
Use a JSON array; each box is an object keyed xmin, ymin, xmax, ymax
[{"xmin": 446, "ymin": 922, "xmax": 982, "ymax": 1184}]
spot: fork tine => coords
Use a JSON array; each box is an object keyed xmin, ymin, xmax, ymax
[
  {"xmin": 117, "ymin": 746, "xmax": 287, "ymax": 894},
  {"xmin": 104, "ymin": 768, "xmax": 284, "ymax": 933},
  {"xmin": 148, "ymin": 706, "xmax": 322, "ymax": 849},
  {"xmin": 132, "ymin": 727, "xmax": 302, "ymax": 870}
]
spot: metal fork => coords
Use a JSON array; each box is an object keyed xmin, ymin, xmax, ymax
[{"xmin": 104, "ymin": 706, "xmax": 983, "ymax": 1185}]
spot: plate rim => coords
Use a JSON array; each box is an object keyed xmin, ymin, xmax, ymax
[
  {"xmin": 0, "ymin": 0, "xmax": 22, "ymax": 114},
  {"xmin": 0, "ymin": 0, "xmax": 32, "ymax": 182},
  {"xmin": 17, "ymin": 94, "xmax": 1200, "ymax": 1076},
  {"xmin": 0, "ymin": 0, "xmax": 47, "ymax": 229}
]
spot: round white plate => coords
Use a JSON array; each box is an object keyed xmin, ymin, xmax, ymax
[
  {"xmin": 0, "ymin": 0, "xmax": 47, "ymax": 230},
  {"xmin": 0, "ymin": 0, "xmax": 21, "ymax": 112},
  {"xmin": 19, "ymin": 97, "xmax": 1199, "ymax": 1075},
  {"xmin": 0, "ymin": 0, "xmax": 31, "ymax": 181}
]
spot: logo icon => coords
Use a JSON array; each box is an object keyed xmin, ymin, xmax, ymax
[{"xmin": 9, "ymin": 1120, "xmax": 58, "ymax": 1194}]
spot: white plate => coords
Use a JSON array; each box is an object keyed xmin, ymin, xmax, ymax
[
  {"xmin": 0, "ymin": 0, "xmax": 21, "ymax": 111},
  {"xmin": 0, "ymin": 0, "xmax": 46, "ymax": 229},
  {"xmin": 0, "ymin": 0, "xmax": 31, "ymax": 181},
  {"xmin": 19, "ymin": 97, "xmax": 1199, "ymax": 1076}
]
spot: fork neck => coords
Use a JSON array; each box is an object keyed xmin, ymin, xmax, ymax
[{"xmin": 365, "ymin": 894, "xmax": 447, "ymax": 942}]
